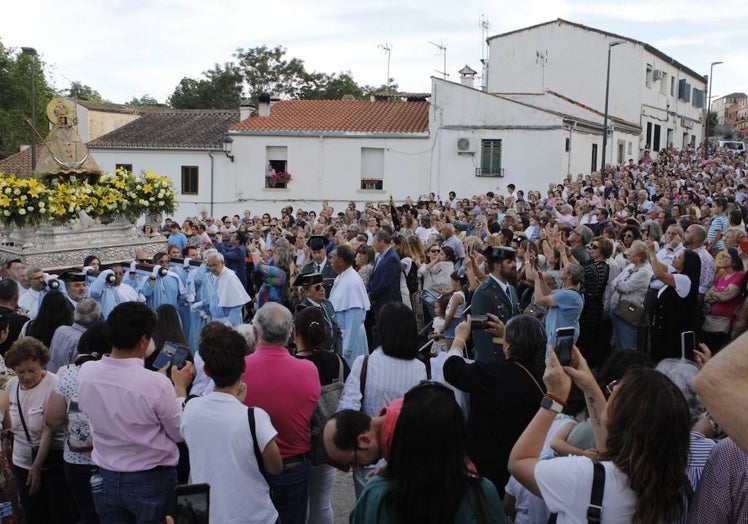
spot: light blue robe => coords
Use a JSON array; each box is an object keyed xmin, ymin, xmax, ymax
[
  {"xmin": 189, "ymin": 266, "xmax": 216, "ymax": 352},
  {"xmin": 338, "ymin": 308, "xmax": 368, "ymax": 368}
]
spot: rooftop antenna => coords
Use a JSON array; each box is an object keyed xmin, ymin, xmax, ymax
[
  {"xmin": 536, "ymin": 50, "xmax": 548, "ymax": 92},
  {"xmin": 479, "ymin": 14, "xmax": 490, "ymax": 90},
  {"xmin": 377, "ymin": 43, "xmax": 392, "ymax": 89},
  {"xmin": 428, "ymin": 39, "xmax": 448, "ymax": 79}
]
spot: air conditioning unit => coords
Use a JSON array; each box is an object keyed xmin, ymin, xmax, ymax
[
  {"xmin": 653, "ymin": 70, "xmax": 665, "ymax": 80},
  {"xmin": 456, "ymin": 137, "xmax": 476, "ymax": 153}
]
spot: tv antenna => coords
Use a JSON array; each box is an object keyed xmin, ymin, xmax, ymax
[
  {"xmin": 479, "ymin": 15, "xmax": 490, "ymax": 90},
  {"xmin": 428, "ymin": 39, "xmax": 448, "ymax": 79},
  {"xmin": 377, "ymin": 43, "xmax": 392, "ymax": 89},
  {"xmin": 536, "ymin": 50, "xmax": 548, "ymax": 92}
]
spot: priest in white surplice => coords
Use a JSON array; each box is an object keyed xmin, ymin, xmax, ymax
[
  {"xmin": 328, "ymin": 245, "xmax": 370, "ymax": 367},
  {"xmin": 192, "ymin": 252, "xmax": 250, "ymax": 327}
]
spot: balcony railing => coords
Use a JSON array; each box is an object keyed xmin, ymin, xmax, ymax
[{"xmin": 475, "ymin": 168, "xmax": 504, "ymax": 177}]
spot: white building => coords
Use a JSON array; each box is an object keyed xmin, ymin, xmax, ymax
[
  {"xmin": 430, "ymin": 77, "xmax": 640, "ymax": 196},
  {"xmin": 486, "ymin": 19, "xmax": 706, "ymax": 158},
  {"xmin": 226, "ymin": 98, "xmax": 430, "ymax": 215},
  {"xmin": 87, "ymin": 110, "xmax": 239, "ymax": 220}
]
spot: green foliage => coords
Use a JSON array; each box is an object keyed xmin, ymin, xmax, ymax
[
  {"xmin": 168, "ymin": 62, "xmax": 243, "ymax": 109},
  {"xmin": 65, "ymin": 81, "xmax": 101, "ymax": 102},
  {"xmin": 0, "ymin": 40, "xmax": 56, "ymax": 159},
  {"xmin": 168, "ymin": 46, "xmax": 387, "ymax": 108},
  {"xmin": 234, "ymin": 45, "xmax": 309, "ymax": 101},
  {"xmin": 128, "ymin": 94, "xmax": 166, "ymax": 107}
]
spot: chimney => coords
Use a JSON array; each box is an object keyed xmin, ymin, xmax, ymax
[
  {"xmin": 459, "ymin": 65, "xmax": 478, "ymax": 88},
  {"xmin": 239, "ymin": 99, "xmax": 254, "ymax": 121},
  {"xmin": 258, "ymin": 93, "xmax": 271, "ymax": 117}
]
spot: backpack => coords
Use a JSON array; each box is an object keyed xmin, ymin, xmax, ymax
[
  {"xmin": 403, "ymin": 262, "xmax": 419, "ymax": 294},
  {"xmin": 309, "ymin": 355, "xmax": 346, "ymax": 466}
]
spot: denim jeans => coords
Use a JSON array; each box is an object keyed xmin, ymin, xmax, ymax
[
  {"xmin": 13, "ymin": 464, "xmax": 77, "ymax": 524},
  {"xmin": 612, "ymin": 311, "xmax": 638, "ymax": 351},
  {"xmin": 268, "ymin": 457, "xmax": 310, "ymax": 524},
  {"xmin": 93, "ymin": 466, "xmax": 177, "ymax": 524},
  {"xmin": 64, "ymin": 462, "xmax": 100, "ymax": 524}
]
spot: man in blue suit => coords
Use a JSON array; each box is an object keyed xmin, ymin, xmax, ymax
[{"xmin": 367, "ymin": 230, "xmax": 402, "ymax": 328}]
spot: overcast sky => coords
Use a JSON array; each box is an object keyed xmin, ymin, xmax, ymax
[{"xmin": 2, "ymin": 0, "xmax": 746, "ymax": 105}]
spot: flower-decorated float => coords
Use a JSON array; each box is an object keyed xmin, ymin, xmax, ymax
[{"xmin": 0, "ymin": 98, "xmax": 174, "ymax": 270}]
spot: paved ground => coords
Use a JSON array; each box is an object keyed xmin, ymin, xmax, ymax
[{"xmin": 331, "ymin": 470, "xmax": 356, "ymax": 523}]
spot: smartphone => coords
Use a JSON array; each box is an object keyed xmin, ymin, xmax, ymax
[
  {"xmin": 174, "ymin": 483, "xmax": 209, "ymax": 524},
  {"xmin": 470, "ymin": 315, "xmax": 488, "ymax": 330},
  {"xmin": 554, "ymin": 327, "xmax": 575, "ymax": 366},
  {"xmin": 151, "ymin": 341, "xmax": 192, "ymax": 370},
  {"xmin": 681, "ymin": 331, "xmax": 696, "ymax": 360}
]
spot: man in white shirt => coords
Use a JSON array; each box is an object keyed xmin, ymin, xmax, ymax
[{"xmin": 18, "ymin": 267, "xmax": 47, "ymax": 320}]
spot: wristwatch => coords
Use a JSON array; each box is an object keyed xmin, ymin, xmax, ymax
[{"xmin": 540, "ymin": 395, "xmax": 564, "ymax": 414}]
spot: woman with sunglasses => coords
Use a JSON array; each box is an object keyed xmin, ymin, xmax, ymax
[
  {"xmin": 350, "ymin": 381, "xmax": 507, "ymax": 523},
  {"xmin": 418, "ymin": 244, "xmax": 455, "ymax": 322},
  {"xmin": 613, "ymin": 225, "xmax": 640, "ymax": 271},
  {"xmin": 509, "ymin": 348, "xmax": 691, "ymax": 523}
]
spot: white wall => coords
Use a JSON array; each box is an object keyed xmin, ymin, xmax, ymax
[
  {"xmin": 89, "ymin": 148, "xmax": 235, "ymax": 221},
  {"xmin": 227, "ymin": 134, "xmax": 430, "ymax": 216},
  {"xmin": 487, "ymin": 21, "xmax": 705, "ymax": 153}
]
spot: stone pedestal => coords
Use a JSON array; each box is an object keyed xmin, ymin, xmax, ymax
[{"xmin": 0, "ymin": 220, "xmax": 166, "ymax": 271}]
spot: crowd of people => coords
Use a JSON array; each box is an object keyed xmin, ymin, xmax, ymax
[{"xmin": 0, "ymin": 142, "xmax": 747, "ymax": 522}]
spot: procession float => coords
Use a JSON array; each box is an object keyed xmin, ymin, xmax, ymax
[{"xmin": 0, "ymin": 98, "xmax": 173, "ymax": 270}]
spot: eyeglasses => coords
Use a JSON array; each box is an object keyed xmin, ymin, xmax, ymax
[
  {"xmin": 311, "ymin": 284, "xmax": 324, "ymax": 291},
  {"xmin": 113, "ymin": 272, "xmax": 124, "ymax": 277},
  {"xmin": 590, "ymin": 244, "xmax": 600, "ymax": 249},
  {"xmin": 622, "ymin": 233, "xmax": 634, "ymax": 238},
  {"xmin": 158, "ymin": 259, "xmax": 170, "ymax": 264},
  {"xmin": 429, "ymin": 249, "xmax": 440, "ymax": 253},
  {"xmin": 138, "ymin": 258, "xmax": 150, "ymax": 263}
]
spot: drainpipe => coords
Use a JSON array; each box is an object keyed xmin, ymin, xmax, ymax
[{"xmin": 208, "ymin": 151, "xmax": 215, "ymax": 217}]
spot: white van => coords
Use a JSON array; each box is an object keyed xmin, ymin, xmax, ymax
[{"xmin": 718, "ymin": 140, "xmax": 746, "ymax": 155}]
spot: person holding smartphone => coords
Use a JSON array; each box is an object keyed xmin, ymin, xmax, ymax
[{"xmin": 524, "ymin": 262, "xmax": 584, "ymax": 346}]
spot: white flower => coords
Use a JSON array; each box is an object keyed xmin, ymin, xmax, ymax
[
  {"xmin": 3, "ymin": 210, "xmax": 9, "ymax": 216},
  {"xmin": 18, "ymin": 208, "xmax": 26, "ymax": 215}
]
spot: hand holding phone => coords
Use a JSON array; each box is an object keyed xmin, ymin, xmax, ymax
[{"xmin": 554, "ymin": 327, "xmax": 575, "ymax": 367}]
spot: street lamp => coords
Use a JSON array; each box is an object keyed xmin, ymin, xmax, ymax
[
  {"xmin": 21, "ymin": 47, "xmax": 37, "ymax": 172},
  {"xmin": 706, "ymin": 61, "xmax": 724, "ymax": 150},
  {"xmin": 601, "ymin": 40, "xmax": 625, "ymax": 172}
]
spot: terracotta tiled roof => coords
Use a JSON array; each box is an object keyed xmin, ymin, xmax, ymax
[
  {"xmin": 230, "ymin": 100, "xmax": 429, "ymax": 134},
  {"xmin": 0, "ymin": 146, "xmax": 43, "ymax": 177},
  {"xmin": 88, "ymin": 110, "xmax": 239, "ymax": 149},
  {"xmin": 74, "ymin": 99, "xmax": 164, "ymax": 115}
]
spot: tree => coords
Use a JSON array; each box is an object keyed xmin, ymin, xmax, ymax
[
  {"xmin": 299, "ymin": 71, "xmax": 366, "ymax": 100},
  {"xmin": 0, "ymin": 40, "xmax": 56, "ymax": 160},
  {"xmin": 168, "ymin": 62, "xmax": 243, "ymax": 109},
  {"xmin": 128, "ymin": 94, "xmax": 165, "ymax": 107},
  {"xmin": 234, "ymin": 45, "xmax": 311, "ymax": 101},
  {"xmin": 65, "ymin": 81, "xmax": 101, "ymax": 102}
]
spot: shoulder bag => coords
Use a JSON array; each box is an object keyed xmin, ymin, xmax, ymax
[
  {"xmin": 16, "ymin": 381, "xmax": 65, "ymax": 470},
  {"xmin": 614, "ymin": 300, "xmax": 646, "ymax": 326},
  {"xmin": 309, "ymin": 355, "xmax": 345, "ymax": 465}
]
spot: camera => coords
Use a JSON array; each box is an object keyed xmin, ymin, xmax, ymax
[
  {"xmin": 470, "ymin": 315, "xmax": 488, "ymax": 330},
  {"xmin": 106, "ymin": 274, "xmax": 117, "ymax": 285},
  {"xmin": 47, "ymin": 279, "xmax": 60, "ymax": 290}
]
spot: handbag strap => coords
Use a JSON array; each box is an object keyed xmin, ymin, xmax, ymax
[
  {"xmin": 513, "ymin": 361, "xmax": 545, "ymax": 397},
  {"xmin": 16, "ymin": 381, "xmax": 33, "ymax": 445},
  {"xmin": 587, "ymin": 461, "xmax": 606, "ymax": 523},
  {"xmin": 336, "ymin": 354, "xmax": 345, "ymax": 383},
  {"xmin": 247, "ymin": 407, "xmax": 267, "ymax": 480},
  {"xmin": 359, "ymin": 355, "xmax": 369, "ymax": 411}
]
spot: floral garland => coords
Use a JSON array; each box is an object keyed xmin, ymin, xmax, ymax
[{"xmin": 0, "ymin": 169, "xmax": 177, "ymax": 227}]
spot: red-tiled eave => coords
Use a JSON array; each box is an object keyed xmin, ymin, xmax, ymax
[
  {"xmin": 230, "ymin": 100, "xmax": 429, "ymax": 134},
  {"xmin": 0, "ymin": 146, "xmax": 43, "ymax": 177}
]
